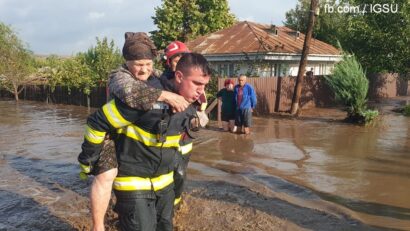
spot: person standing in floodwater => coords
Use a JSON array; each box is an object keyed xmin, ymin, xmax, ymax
[
  {"xmin": 161, "ymin": 41, "xmax": 208, "ymax": 208},
  {"xmin": 79, "ymin": 53, "xmax": 212, "ymax": 231},
  {"xmin": 217, "ymin": 78, "xmax": 235, "ymax": 132},
  {"xmin": 233, "ymin": 75, "xmax": 257, "ymax": 135},
  {"xmin": 82, "ymin": 32, "xmax": 191, "ymax": 231}
]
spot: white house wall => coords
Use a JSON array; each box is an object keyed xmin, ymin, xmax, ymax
[{"xmin": 211, "ymin": 61, "xmax": 335, "ymax": 77}]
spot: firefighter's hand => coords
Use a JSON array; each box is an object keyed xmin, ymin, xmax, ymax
[
  {"xmin": 196, "ymin": 111, "xmax": 209, "ymax": 127},
  {"xmin": 79, "ymin": 163, "xmax": 91, "ymax": 180},
  {"xmin": 159, "ymin": 91, "xmax": 190, "ymax": 113}
]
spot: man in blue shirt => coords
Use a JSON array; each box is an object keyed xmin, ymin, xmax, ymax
[{"xmin": 233, "ymin": 75, "xmax": 257, "ymax": 135}]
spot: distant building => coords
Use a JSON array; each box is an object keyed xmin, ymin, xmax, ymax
[{"xmin": 187, "ymin": 21, "xmax": 342, "ymax": 77}]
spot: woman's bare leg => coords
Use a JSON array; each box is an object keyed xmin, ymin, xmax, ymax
[{"xmin": 90, "ymin": 168, "xmax": 117, "ymax": 231}]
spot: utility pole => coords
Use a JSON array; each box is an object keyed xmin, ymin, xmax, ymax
[{"xmin": 290, "ymin": 0, "xmax": 319, "ymax": 115}]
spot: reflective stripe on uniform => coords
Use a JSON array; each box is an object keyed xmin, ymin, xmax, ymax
[
  {"xmin": 113, "ymin": 171, "xmax": 174, "ymax": 191},
  {"xmin": 174, "ymin": 197, "xmax": 181, "ymax": 205},
  {"xmin": 102, "ymin": 99, "xmax": 130, "ymax": 128},
  {"xmin": 151, "ymin": 102, "xmax": 169, "ymax": 110},
  {"xmin": 79, "ymin": 163, "xmax": 91, "ymax": 173},
  {"xmin": 117, "ymin": 125, "xmax": 181, "ymax": 148},
  {"xmin": 200, "ymin": 102, "xmax": 207, "ymax": 111},
  {"xmin": 179, "ymin": 142, "xmax": 193, "ymax": 155},
  {"xmin": 84, "ymin": 125, "xmax": 106, "ymax": 144}
]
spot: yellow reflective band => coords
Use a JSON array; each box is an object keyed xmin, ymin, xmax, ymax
[
  {"xmin": 200, "ymin": 102, "xmax": 207, "ymax": 111},
  {"xmin": 79, "ymin": 163, "xmax": 91, "ymax": 174},
  {"xmin": 174, "ymin": 197, "xmax": 181, "ymax": 205},
  {"xmin": 102, "ymin": 100, "xmax": 130, "ymax": 128},
  {"xmin": 113, "ymin": 171, "xmax": 174, "ymax": 191},
  {"xmin": 179, "ymin": 142, "xmax": 193, "ymax": 155},
  {"xmin": 117, "ymin": 125, "xmax": 181, "ymax": 148},
  {"xmin": 84, "ymin": 125, "xmax": 106, "ymax": 144}
]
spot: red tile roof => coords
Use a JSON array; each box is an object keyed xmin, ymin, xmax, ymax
[{"xmin": 187, "ymin": 21, "xmax": 340, "ymax": 56}]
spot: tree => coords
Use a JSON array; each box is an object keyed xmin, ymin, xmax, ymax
[
  {"xmin": 324, "ymin": 50, "xmax": 378, "ymax": 124},
  {"xmin": 285, "ymin": 0, "xmax": 410, "ymax": 73},
  {"xmin": 284, "ymin": 0, "xmax": 311, "ymax": 32},
  {"xmin": 284, "ymin": 0, "xmax": 348, "ymax": 47},
  {"xmin": 35, "ymin": 55, "xmax": 65, "ymax": 91},
  {"xmin": 345, "ymin": 0, "xmax": 410, "ymax": 73},
  {"xmin": 0, "ymin": 22, "xmax": 35, "ymax": 101},
  {"xmin": 78, "ymin": 37, "xmax": 123, "ymax": 86},
  {"xmin": 56, "ymin": 57, "xmax": 96, "ymax": 95},
  {"xmin": 151, "ymin": 0, "xmax": 236, "ymax": 49},
  {"xmin": 37, "ymin": 37, "xmax": 123, "ymax": 95}
]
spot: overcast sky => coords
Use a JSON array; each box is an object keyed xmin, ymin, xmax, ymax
[{"xmin": 0, "ymin": 0, "xmax": 298, "ymax": 56}]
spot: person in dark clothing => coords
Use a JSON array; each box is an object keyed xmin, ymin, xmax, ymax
[
  {"xmin": 79, "ymin": 53, "xmax": 212, "ymax": 231},
  {"xmin": 217, "ymin": 78, "xmax": 235, "ymax": 132},
  {"xmin": 306, "ymin": 67, "xmax": 314, "ymax": 78},
  {"xmin": 160, "ymin": 41, "xmax": 190, "ymax": 93},
  {"xmin": 161, "ymin": 41, "xmax": 207, "ymax": 207}
]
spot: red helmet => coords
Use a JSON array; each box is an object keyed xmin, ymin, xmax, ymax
[{"xmin": 164, "ymin": 41, "xmax": 190, "ymax": 65}]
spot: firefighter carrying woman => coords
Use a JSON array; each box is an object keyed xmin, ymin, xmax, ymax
[{"xmin": 78, "ymin": 32, "xmax": 210, "ymax": 231}]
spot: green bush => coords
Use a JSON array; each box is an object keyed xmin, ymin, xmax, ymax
[
  {"xmin": 403, "ymin": 105, "xmax": 410, "ymax": 116},
  {"xmin": 325, "ymin": 51, "xmax": 378, "ymax": 124},
  {"xmin": 37, "ymin": 37, "xmax": 122, "ymax": 95},
  {"xmin": 206, "ymin": 74, "xmax": 218, "ymax": 103},
  {"xmin": 78, "ymin": 37, "xmax": 123, "ymax": 86}
]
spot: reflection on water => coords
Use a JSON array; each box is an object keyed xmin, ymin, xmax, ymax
[
  {"xmin": 0, "ymin": 100, "xmax": 92, "ymax": 230},
  {"xmin": 0, "ymin": 99, "xmax": 409, "ymax": 230},
  {"xmin": 0, "ymin": 101, "xmax": 90, "ymax": 161},
  {"xmin": 192, "ymin": 98, "xmax": 410, "ymax": 230}
]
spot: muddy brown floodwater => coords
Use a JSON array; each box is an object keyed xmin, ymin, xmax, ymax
[{"xmin": 0, "ymin": 97, "xmax": 409, "ymax": 231}]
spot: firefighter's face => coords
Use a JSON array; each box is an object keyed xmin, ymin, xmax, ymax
[
  {"xmin": 126, "ymin": 59, "xmax": 153, "ymax": 81},
  {"xmin": 175, "ymin": 68, "xmax": 210, "ymax": 103}
]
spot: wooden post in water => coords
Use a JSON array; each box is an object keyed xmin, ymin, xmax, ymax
[
  {"xmin": 87, "ymin": 95, "xmax": 91, "ymax": 109},
  {"xmin": 45, "ymin": 85, "xmax": 49, "ymax": 104},
  {"xmin": 290, "ymin": 0, "xmax": 319, "ymax": 115}
]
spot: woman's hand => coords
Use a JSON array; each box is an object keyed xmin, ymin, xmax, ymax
[{"xmin": 159, "ymin": 91, "xmax": 190, "ymax": 112}]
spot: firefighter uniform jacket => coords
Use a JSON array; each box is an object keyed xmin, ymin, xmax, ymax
[{"xmin": 79, "ymin": 94, "xmax": 196, "ymax": 198}]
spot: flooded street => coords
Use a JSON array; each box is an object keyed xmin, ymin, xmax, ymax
[
  {"xmin": 0, "ymin": 99, "xmax": 409, "ymax": 230},
  {"xmin": 0, "ymin": 100, "xmax": 92, "ymax": 230}
]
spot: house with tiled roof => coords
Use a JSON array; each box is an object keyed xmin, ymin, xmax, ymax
[{"xmin": 187, "ymin": 21, "xmax": 342, "ymax": 77}]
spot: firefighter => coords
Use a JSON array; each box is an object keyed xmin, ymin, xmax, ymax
[
  {"xmin": 87, "ymin": 33, "xmax": 191, "ymax": 231},
  {"xmin": 79, "ymin": 52, "xmax": 211, "ymax": 231},
  {"xmin": 161, "ymin": 41, "xmax": 207, "ymax": 207}
]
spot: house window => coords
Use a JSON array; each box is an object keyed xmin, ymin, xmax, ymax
[
  {"xmin": 274, "ymin": 64, "xmax": 279, "ymax": 77},
  {"xmin": 218, "ymin": 64, "xmax": 227, "ymax": 77},
  {"xmin": 274, "ymin": 64, "xmax": 289, "ymax": 77},
  {"xmin": 258, "ymin": 64, "xmax": 274, "ymax": 77},
  {"xmin": 281, "ymin": 64, "xmax": 289, "ymax": 77},
  {"xmin": 319, "ymin": 64, "xmax": 328, "ymax": 75},
  {"xmin": 217, "ymin": 63, "xmax": 235, "ymax": 77},
  {"xmin": 228, "ymin": 63, "xmax": 234, "ymax": 77}
]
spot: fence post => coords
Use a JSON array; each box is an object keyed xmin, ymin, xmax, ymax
[
  {"xmin": 44, "ymin": 85, "xmax": 48, "ymax": 103},
  {"xmin": 87, "ymin": 95, "xmax": 90, "ymax": 109}
]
